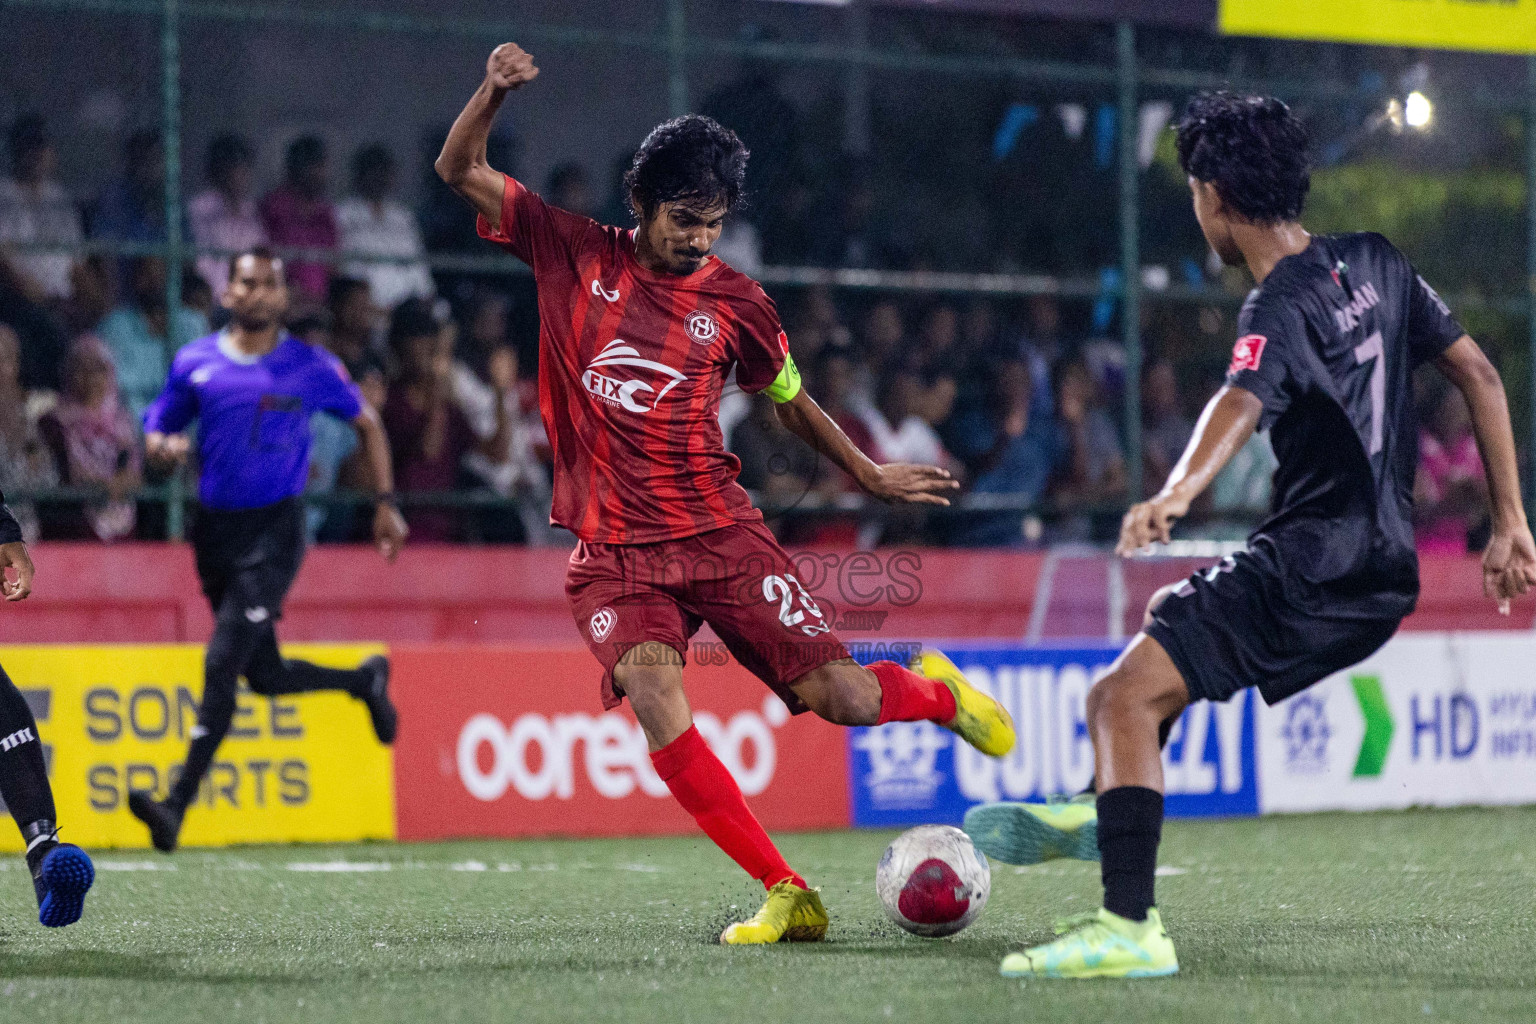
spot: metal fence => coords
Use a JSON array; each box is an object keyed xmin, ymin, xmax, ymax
[{"xmin": 2, "ymin": 0, "xmax": 1534, "ymax": 542}]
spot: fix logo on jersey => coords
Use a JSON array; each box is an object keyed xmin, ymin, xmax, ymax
[
  {"xmin": 685, "ymin": 310, "xmax": 719, "ymax": 346},
  {"xmin": 589, "ymin": 607, "xmax": 617, "ymax": 643},
  {"xmin": 582, "ymin": 339, "xmax": 687, "ymax": 415},
  {"xmin": 1229, "ymin": 334, "xmax": 1267, "ymax": 374},
  {"xmin": 590, "ymin": 278, "xmax": 620, "ymax": 303}
]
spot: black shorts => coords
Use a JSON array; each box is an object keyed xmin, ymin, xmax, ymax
[
  {"xmin": 1144, "ymin": 545, "xmax": 1401, "ymax": 706},
  {"xmin": 192, "ymin": 497, "xmax": 306, "ymax": 625}
]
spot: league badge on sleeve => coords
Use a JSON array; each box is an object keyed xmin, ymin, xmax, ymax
[{"xmin": 1229, "ymin": 334, "xmax": 1267, "ymax": 375}]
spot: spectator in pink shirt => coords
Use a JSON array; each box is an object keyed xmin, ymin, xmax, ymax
[
  {"xmin": 1416, "ymin": 385, "xmax": 1487, "ymax": 554},
  {"xmin": 259, "ymin": 135, "xmax": 336, "ymax": 303},
  {"xmin": 188, "ymin": 135, "xmax": 266, "ymax": 298}
]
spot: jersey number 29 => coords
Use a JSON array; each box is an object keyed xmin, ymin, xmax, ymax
[{"xmin": 762, "ymin": 574, "xmax": 831, "ymax": 637}]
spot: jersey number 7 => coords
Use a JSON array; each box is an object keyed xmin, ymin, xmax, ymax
[{"xmin": 1353, "ymin": 331, "xmax": 1385, "ymax": 456}]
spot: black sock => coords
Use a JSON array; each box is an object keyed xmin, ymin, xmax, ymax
[
  {"xmin": 0, "ymin": 665, "xmax": 56, "ymax": 835},
  {"xmin": 167, "ymin": 619, "xmax": 247, "ymax": 812},
  {"xmin": 1097, "ymin": 786, "xmax": 1164, "ymax": 922},
  {"xmin": 244, "ymin": 632, "xmax": 372, "ymax": 697},
  {"xmin": 167, "ymin": 727, "xmax": 222, "ymax": 812},
  {"xmin": 252, "ymin": 659, "xmax": 372, "ymax": 697},
  {"xmin": 1077, "ymin": 717, "xmax": 1179, "ymax": 798},
  {"xmin": 22, "ymin": 818, "xmax": 57, "ymax": 873}
]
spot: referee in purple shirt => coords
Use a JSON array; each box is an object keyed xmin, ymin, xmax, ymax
[{"xmin": 128, "ymin": 245, "xmax": 409, "ymax": 853}]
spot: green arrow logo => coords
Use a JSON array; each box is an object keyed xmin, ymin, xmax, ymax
[{"xmin": 1350, "ymin": 674, "xmax": 1394, "ymax": 777}]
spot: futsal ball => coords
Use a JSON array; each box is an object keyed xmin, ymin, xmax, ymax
[{"xmin": 876, "ymin": 824, "xmax": 991, "ymax": 938}]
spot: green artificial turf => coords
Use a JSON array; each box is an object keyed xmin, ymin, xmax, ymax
[{"xmin": 2, "ymin": 808, "xmax": 1533, "ymax": 1023}]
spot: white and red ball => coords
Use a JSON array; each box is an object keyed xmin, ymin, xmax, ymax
[{"xmin": 875, "ymin": 824, "xmax": 991, "ymax": 938}]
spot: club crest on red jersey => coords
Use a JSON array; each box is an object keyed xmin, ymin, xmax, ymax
[
  {"xmin": 1229, "ymin": 334, "xmax": 1267, "ymax": 374},
  {"xmin": 685, "ymin": 309, "xmax": 719, "ymax": 345},
  {"xmin": 589, "ymin": 606, "xmax": 617, "ymax": 643}
]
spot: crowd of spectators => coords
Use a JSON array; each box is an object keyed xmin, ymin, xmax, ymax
[{"xmin": 0, "ymin": 109, "xmax": 1482, "ymax": 552}]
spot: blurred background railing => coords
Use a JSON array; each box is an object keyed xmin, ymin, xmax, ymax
[{"xmin": 0, "ymin": 0, "xmax": 1529, "ymax": 552}]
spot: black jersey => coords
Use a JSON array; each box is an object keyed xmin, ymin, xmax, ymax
[{"xmin": 1226, "ymin": 232, "xmax": 1465, "ymax": 620}]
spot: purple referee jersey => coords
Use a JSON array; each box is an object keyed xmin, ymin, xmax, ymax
[{"xmin": 143, "ymin": 331, "xmax": 363, "ymax": 511}]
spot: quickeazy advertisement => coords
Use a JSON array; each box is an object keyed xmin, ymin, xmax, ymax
[
  {"xmin": 390, "ymin": 646, "xmax": 849, "ymax": 840},
  {"xmin": 0, "ymin": 645, "xmax": 395, "ymax": 851},
  {"xmin": 1258, "ymin": 633, "xmax": 1536, "ymax": 813},
  {"xmin": 1221, "ymin": 0, "xmax": 1536, "ymax": 55},
  {"xmin": 846, "ymin": 645, "xmax": 1259, "ymax": 827}
]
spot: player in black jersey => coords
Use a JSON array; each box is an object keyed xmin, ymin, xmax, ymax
[
  {"xmin": 980, "ymin": 93, "xmax": 1536, "ymax": 979},
  {"xmin": 0, "ymin": 490, "xmax": 94, "ymax": 926}
]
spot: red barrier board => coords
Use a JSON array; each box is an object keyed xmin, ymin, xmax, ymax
[
  {"xmin": 7, "ymin": 543, "xmax": 1522, "ymax": 644},
  {"xmin": 390, "ymin": 646, "xmax": 850, "ymax": 840}
]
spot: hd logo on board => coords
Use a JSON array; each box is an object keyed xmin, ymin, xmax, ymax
[{"xmin": 1257, "ymin": 633, "xmax": 1536, "ymax": 813}]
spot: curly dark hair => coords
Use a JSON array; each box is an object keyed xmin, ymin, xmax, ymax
[
  {"xmin": 624, "ymin": 115, "xmax": 748, "ymax": 220},
  {"xmin": 1176, "ymin": 92, "xmax": 1310, "ymax": 224}
]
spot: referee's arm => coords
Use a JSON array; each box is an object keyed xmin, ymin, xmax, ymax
[{"xmin": 352, "ymin": 405, "xmax": 408, "ymax": 562}]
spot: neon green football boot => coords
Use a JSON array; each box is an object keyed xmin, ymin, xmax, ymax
[
  {"xmin": 1000, "ymin": 907, "xmax": 1179, "ymax": 979},
  {"xmin": 963, "ymin": 794, "xmax": 1099, "ymax": 865}
]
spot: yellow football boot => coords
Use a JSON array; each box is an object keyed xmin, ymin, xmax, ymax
[
  {"xmin": 720, "ymin": 879, "xmax": 829, "ymax": 945},
  {"xmin": 914, "ymin": 649, "xmax": 1016, "ymax": 757}
]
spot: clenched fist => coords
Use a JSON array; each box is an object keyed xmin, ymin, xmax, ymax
[{"xmin": 487, "ymin": 43, "xmax": 539, "ymax": 91}]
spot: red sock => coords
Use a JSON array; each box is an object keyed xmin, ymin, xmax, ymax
[
  {"xmin": 870, "ymin": 660, "xmax": 957, "ymax": 725},
  {"xmin": 651, "ymin": 726, "xmax": 807, "ymax": 891}
]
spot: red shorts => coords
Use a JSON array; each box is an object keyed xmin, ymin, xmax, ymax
[{"xmin": 566, "ymin": 520, "xmax": 850, "ymax": 713}]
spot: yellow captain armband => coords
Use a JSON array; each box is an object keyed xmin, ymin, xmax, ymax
[{"xmin": 763, "ymin": 352, "xmax": 803, "ymax": 404}]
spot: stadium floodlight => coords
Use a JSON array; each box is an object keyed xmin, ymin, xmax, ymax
[{"xmin": 1404, "ymin": 91, "xmax": 1432, "ymax": 130}]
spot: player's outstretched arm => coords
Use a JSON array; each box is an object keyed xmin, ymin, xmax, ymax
[
  {"xmin": 0, "ymin": 489, "xmax": 33, "ymax": 605},
  {"xmin": 0, "ymin": 542, "xmax": 33, "ymax": 602},
  {"xmin": 435, "ymin": 43, "xmax": 539, "ymax": 230},
  {"xmin": 351, "ymin": 406, "xmax": 409, "ymax": 562},
  {"xmin": 0, "ymin": 490, "xmax": 31, "ymax": 601},
  {"xmin": 1117, "ymin": 385, "xmax": 1262, "ymax": 555},
  {"xmin": 1434, "ymin": 335, "xmax": 1536, "ymax": 609},
  {"xmin": 773, "ymin": 388, "xmax": 958, "ymax": 505}
]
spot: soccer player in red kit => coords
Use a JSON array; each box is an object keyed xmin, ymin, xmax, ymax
[{"xmin": 437, "ymin": 43, "xmax": 1015, "ymax": 944}]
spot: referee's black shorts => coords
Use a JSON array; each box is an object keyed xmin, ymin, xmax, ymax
[
  {"xmin": 1144, "ymin": 544, "xmax": 1401, "ymax": 706},
  {"xmin": 191, "ymin": 497, "xmax": 306, "ymax": 624}
]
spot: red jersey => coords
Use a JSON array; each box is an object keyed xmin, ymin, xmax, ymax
[{"xmin": 477, "ymin": 174, "xmax": 789, "ymax": 544}]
